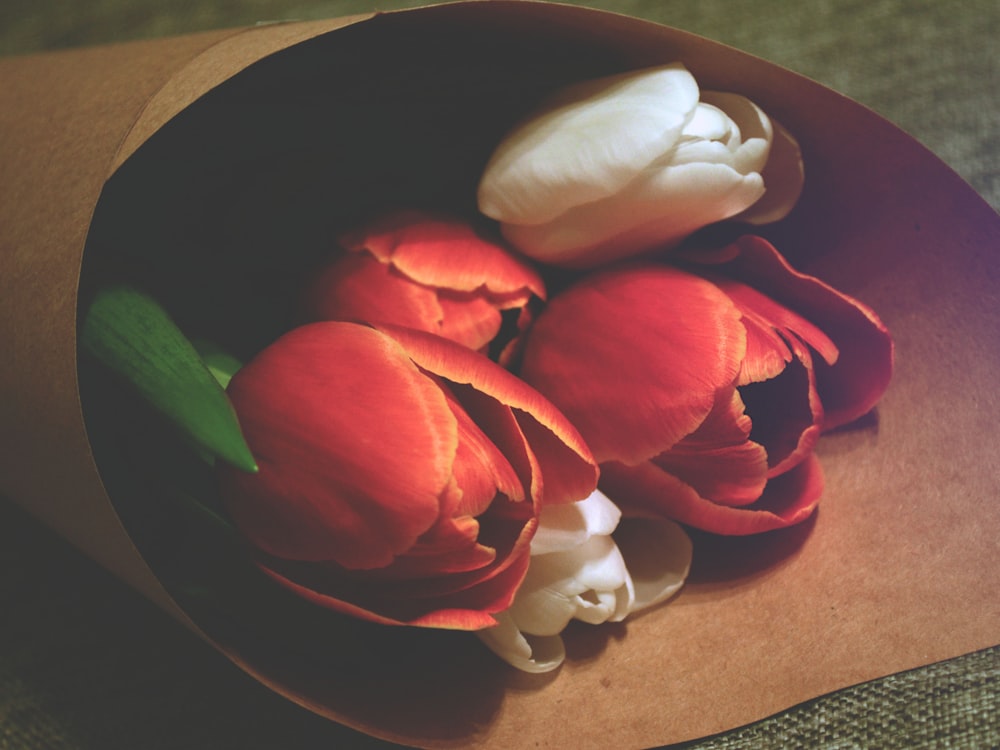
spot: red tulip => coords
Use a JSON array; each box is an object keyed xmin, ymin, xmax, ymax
[
  {"xmin": 518, "ymin": 235, "xmax": 893, "ymax": 535},
  {"xmin": 216, "ymin": 321, "xmax": 597, "ymax": 629},
  {"xmin": 299, "ymin": 211, "xmax": 545, "ymax": 364}
]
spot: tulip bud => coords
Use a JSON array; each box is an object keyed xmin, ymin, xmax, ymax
[
  {"xmin": 300, "ymin": 211, "xmax": 545, "ymax": 364},
  {"xmin": 477, "ymin": 64, "xmax": 803, "ymax": 268},
  {"xmin": 477, "ymin": 490, "xmax": 691, "ymax": 673},
  {"xmin": 518, "ymin": 236, "xmax": 892, "ymax": 535}
]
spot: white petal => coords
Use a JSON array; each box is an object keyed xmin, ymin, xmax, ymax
[
  {"xmin": 475, "ymin": 611, "xmax": 566, "ymax": 673},
  {"xmin": 504, "ymin": 576, "xmax": 579, "ymax": 636},
  {"xmin": 547, "ymin": 534, "xmax": 630, "ymax": 595},
  {"xmin": 613, "ymin": 517, "xmax": 692, "ymax": 612},
  {"xmin": 610, "ymin": 580, "xmax": 636, "ymax": 622},
  {"xmin": 530, "ymin": 489, "xmax": 621, "ymax": 555},
  {"xmin": 478, "ymin": 64, "xmax": 699, "ymax": 225},
  {"xmin": 738, "ymin": 117, "xmax": 805, "ymax": 225},
  {"xmin": 510, "ymin": 535, "xmax": 630, "ymax": 635},
  {"xmin": 478, "ymin": 515, "xmax": 692, "ymax": 672},
  {"xmin": 701, "ymin": 91, "xmax": 771, "ymax": 140},
  {"xmin": 728, "ymin": 137, "xmax": 770, "ymax": 176},
  {"xmin": 571, "ymin": 588, "xmax": 624, "ymax": 625},
  {"xmin": 502, "ymin": 160, "xmax": 765, "ymax": 267},
  {"xmin": 680, "ymin": 102, "xmax": 737, "ymax": 144},
  {"xmin": 671, "ymin": 137, "xmax": 736, "ymax": 167},
  {"xmin": 702, "ymin": 92, "xmax": 805, "ymax": 224}
]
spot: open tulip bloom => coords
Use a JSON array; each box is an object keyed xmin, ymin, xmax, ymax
[
  {"xmin": 518, "ymin": 235, "xmax": 893, "ymax": 535},
  {"xmin": 216, "ymin": 321, "xmax": 602, "ymax": 631},
  {"xmin": 83, "ymin": 57, "xmax": 892, "ymax": 677}
]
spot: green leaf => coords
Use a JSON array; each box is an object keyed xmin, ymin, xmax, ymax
[
  {"xmin": 80, "ymin": 284, "xmax": 258, "ymax": 473},
  {"xmin": 192, "ymin": 338, "xmax": 244, "ymax": 390}
]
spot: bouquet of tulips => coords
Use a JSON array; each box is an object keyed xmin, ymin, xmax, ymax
[{"xmin": 81, "ymin": 62, "xmax": 892, "ymax": 674}]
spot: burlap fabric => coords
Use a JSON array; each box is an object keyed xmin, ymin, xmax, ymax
[{"xmin": 1, "ymin": 1, "xmax": 997, "ymax": 748}]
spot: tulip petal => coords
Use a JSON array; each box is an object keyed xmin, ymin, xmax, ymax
[
  {"xmin": 653, "ymin": 388, "xmax": 769, "ymax": 507},
  {"xmin": 501, "ymin": 160, "xmax": 766, "ymax": 267},
  {"xmin": 436, "ymin": 294, "xmax": 504, "ymax": 351},
  {"xmin": 699, "ymin": 92, "xmax": 804, "ymax": 225},
  {"xmin": 381, "ymin": 323, "xmax": 599, "ymax": 505},
  {"xmin": 300, "ymin": 252, "xmax": 511, "ymax": 352},
  {"xmin": 442, "ymin": 385, "xmax": 524, "ymax": 517},
  {"xmin": 716, "ymin": 275, "xmax": 839, "ymax": 369},
  {"xmin": 698, "ymin": 266, "xmax": 830, "ymax": 473},
  {"xmin": 414, "ymin": 520, "xmax": 493, "ymax": 562},
  {"xmin": 737, "ymin": 118, "xmax": 805, "ymax": 225},
  {"xmin": 697, "ymin": 93, "xmax": 771, "ymax": 168},
  {"xmin": 507, "ymin": 534, "xmax": 630, "ymax": 636},
  {"xmin": 421, "ymin": 527, "xmax": 534, "ymax": 610},
  {"xmin": 299, "ymin": 251, "xmax": 445, "ymax": 331},
  {"xmin": 476, "ymin": 612, "xmax": 567, "ymax": 673},
  {"xmin": 359, "ymin": 543, "xmax": 501, "ymax": 581},
  {"xmin": 218, "ymin": 322, "xmax": 454, "ymax": 569},
  {"xmin": 478, "ymin": 63, "xmax": 700, "ymax": 226},
  {"xmin": 613, "ymin": 516, "xmax": 692, "ymax": 611},
  {"xmin": 257, "ymin": 513, "xmax": 535, "ymax": 630},
  {"xmin": 678, "ymin": 102, "xmax": 739, "ymax": 151},
  {"xmin": 513, "ymin": 413, "xmax": 600, "ymax": 508},
  {"xmin": 696, "ymin": 235, "xmax": 893, "ymax": 429},
  {"xmin": 673, "ymin": 100, "xmax": 768, "ymax": 178},
  {"xmin": 339, "ymin": 210, "xmax": 545, "ymax": 300},
  {"xmin": 359, "ymin": 499, "xmax": 536, "ymax": 601},
  {"xmin": 256, "ymin": 562, "xmax": 503, "ymax": 630},
  {"xmin": 734, "ymin": 308, "xmax": 794, "ymax": 385},
  {"xmin": 384, "ymin": 516, "xmax": 496, "ymax": 578},
  {"xmin": 738, "ymin": 337, "xmax": 823, "ymax": 476},
  {"xmin": 602, "ymin": 453, "xmax": 823, "ymax": 535},
  {"xmin": 530, "ymin": 489, "xmax": 622, "ymax": 556},
  {"xmin": 448, "ymin": 383, "xmax": 537, "ymax": 506},
  {"xmin": 306, "ymin": 212, "xmax": 545, "ymax": 352},
  {"xmin": 519, "ymin": 266, "xmax": 746, "ymax": 464}
]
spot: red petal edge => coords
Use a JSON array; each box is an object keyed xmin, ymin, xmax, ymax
[
  {"xmin": 687, "ymin": 235, "xmax": 893, "ymax": 429},
  {"xmin": 377, "ymin": 323, "xmax": 599, "ymax": 506},
  {"xmin": 601, "ymin": 453, "xmax": 824, "ymax": 535}
]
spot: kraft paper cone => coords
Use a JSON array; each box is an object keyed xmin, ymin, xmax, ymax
[{"xmin": 1, "ymin": 2, "xmax": 998, "ymax": 748}]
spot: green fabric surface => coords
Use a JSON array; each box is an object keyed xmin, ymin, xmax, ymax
[
  {"xmin": 673, "ymin": 648, "xmax": 1000, "ymax": 749},
  {"xmin": 1, "ymin": 1, "xmax": 998, "ymax": 749}
]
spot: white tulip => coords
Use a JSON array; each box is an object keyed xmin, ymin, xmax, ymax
[
  {"xmin": 477, "ymin": 64, "xmax": 803, "ymax": 268},
  {"xmin": 477, "ymin": 490, "xmax": 691, "ymax": 673}
]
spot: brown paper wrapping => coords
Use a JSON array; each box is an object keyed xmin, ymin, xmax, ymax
[{"xmin": 1, "ymin": 2, "xmax": 997, "ymax": 748}]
